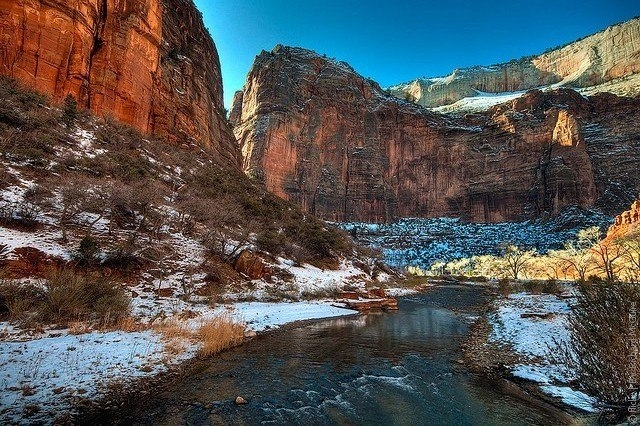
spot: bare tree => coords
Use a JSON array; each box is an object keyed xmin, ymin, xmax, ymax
[
  {"xmin": 82, "ymin": 182, "xmax": 113, "ymax": 233},
  {"xmin": 617, "ymin": 229, "xmax": 640, "ymax": 282},
  {"xmin": 200, "ymin": 196, "xmax": 256, "ymax": 261},
  {"xmin": 107, "ymin": 181, "xmax": 162, "ymax": 242},
  {"xmin": 554, "ymin": 227, "xmax": 598, "ymax": 281},
  {"xmin": 501, "ymin": 243, "xmax": 536, "ymax": 279},
  {"xmin": 54, "ymin": 178, "xmax": 90, "ymax": 243}
]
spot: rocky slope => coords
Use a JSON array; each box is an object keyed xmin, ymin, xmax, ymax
[
  {"xmin": 232, "ymin": 46, "xmax": 640, "ymax": 223},
  {"xmin": 389, "ymin": 18, "xmax": 640, "ymax": 109},
  {"xmin": 0, "ymin": 0, "xmax": 238, "ymax": 165}
]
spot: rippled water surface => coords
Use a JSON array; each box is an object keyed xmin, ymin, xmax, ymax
[{"xmin": 131, "ymin": 286, "xmax": 572, "ymax": 425}]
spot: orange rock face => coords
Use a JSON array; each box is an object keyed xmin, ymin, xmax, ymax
[
  {"xmin": 0, "ymin": 0, "xmax": 238, "ymax": 165},
  {"xmin": 608, "ymin": 200, "xmax": 640, "ymax": 240},
  {"xmin": 233, "ymin": 47, "xmax": 640, "ymax": 223}
]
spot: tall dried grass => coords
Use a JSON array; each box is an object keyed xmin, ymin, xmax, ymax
[
  {"xmin": 196, "ymin": 314, "xmax": 245, "ymax": 358},
  {"xmin": 154, "ymin": 314, "xmax": 245, "ymax": 358}
]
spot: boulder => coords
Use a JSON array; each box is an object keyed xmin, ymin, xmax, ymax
[{"xmin": 233, "ymin": 250, "xmax": 271, "ymax": 280}]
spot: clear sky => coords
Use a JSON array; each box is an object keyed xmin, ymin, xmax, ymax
[{"xmin": 195, "ymin": 1, "xmax": 639, "ymax": 108}]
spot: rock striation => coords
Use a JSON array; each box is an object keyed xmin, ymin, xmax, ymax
[
  {"xmin": 233, "ymin": 46, "xmax": 640, "ymax": 223},
  {"xmin": 0, "ymin": 0, "xmax": 238, "ymax": 165},
  {"xmin": 389, "ymin": 18, "xmax": 640, "ymax": 108}
]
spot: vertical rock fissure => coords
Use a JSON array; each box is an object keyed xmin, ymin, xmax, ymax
[
  {"xmin": 86, "ymin": 0, "xmax": 108, "ymax": 109},
  {"xmin": 343, "ymin": 149, "xmax": 351, "ymax": 221}
]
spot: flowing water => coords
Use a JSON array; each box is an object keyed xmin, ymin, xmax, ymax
[{"xmin": 130, "ymin": 285, "xmax": 573, "ymax": 425}]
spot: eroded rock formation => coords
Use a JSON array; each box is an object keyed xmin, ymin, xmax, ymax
[
  {"xmin": 608, "ymin": 200, "xmax": 640, "ymax": 238},
  {"xmin": 390, "ymin": 18, "xmax": 640, "ymax": 108},
  {"xmin": 0, "ymin": 0, "xmax": 238, "ymax": 165},
  {"xmin": 233, "ymin": 46, "xmax": 640, "ymax": 223},
  {"xmin": 617, "ymin": 201, "xmax": 640, "ymax": 226}
]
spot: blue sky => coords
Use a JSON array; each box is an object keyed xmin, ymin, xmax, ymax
[{"xmin": 195, "ymin": 1, "xmax": 639, "ymax": 108}]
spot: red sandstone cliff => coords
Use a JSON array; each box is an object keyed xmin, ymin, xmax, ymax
[
  {"xmin": 232, "ymin": 46, "xmax": 640, "ymax": 223},
  {"xmin": 0, "ymin": 0, "xmax": 238, "ymax": 165}
]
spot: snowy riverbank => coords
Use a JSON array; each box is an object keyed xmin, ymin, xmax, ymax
[
  {"xmin": 489, "ymin": 292, "xmax": 598, "ymax": 413},
  {"xmin": 0, "ymin": 300, "xmax": 357, "ymax": 424}
]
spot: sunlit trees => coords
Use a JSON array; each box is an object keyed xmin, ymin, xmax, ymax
[
  {"xmin": 501, "ymin": 244, "xmax": 537, "ymax": 279},
  {"xmin": 617, "ymin": 229, "xmax": 640, "ymax": 282},
  {"xmin": 552, "ymin": 227, "xmax": 599, "ymax": 281}
]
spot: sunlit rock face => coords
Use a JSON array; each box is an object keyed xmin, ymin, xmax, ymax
[
  {"xmin": 608, "ymin": 200, "xmax": 640, "ymax": 240},
  {"xmin": 233, "ymin": 46, "xmax": 640, "ymax": 223},
  {"xmin": 389, "ymin": 18, "xmax": 640, "ymax": 109},
  {"xmin": 0, "ymin": 0, "xmax": 239, "ymax": 165}
]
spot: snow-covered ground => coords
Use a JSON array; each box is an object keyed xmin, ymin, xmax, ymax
[
  {"xmin": 0, "ymin": 329, "xmax": 193, "ymax": 423},
  {"xmin": 489, "ymin": 293, "xmax": 597, "ymax": 412},
  {"xmin": 0, "ymin": 300, "xmax": 356, "ymax": 423}
]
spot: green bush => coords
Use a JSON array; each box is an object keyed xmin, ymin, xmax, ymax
[
  {"xmin": 256, "ymin": 229, "xmax": 286, "ymax": 255},
  {"xmin": 108, "ymin": 152, "xmax": 153, "ymax": 182},
  {"xmin": 101, "ymin": 246, "xmax": 142, "ymax": 272},
  {"xmin": 74, "ymin": 236, "xmax": 101, "ymax": 267},
  {"xmin": 62, "ymin": 95, "xmax": 78, "ymax": 125}
]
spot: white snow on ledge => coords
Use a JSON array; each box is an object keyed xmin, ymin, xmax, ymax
[
  {"xmin": 230, "ymin": 301, "xmax": 356, "ymax": 331},
  {"xmin": 490, "ymin": 292, "xmax": 598, "ymax": 413}
]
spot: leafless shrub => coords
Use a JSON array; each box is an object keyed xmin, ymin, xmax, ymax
[
  {"xmin": 554, "ymin": 282, "xmax": 640, "ymax": 422},
  {"xmin": 498, "ymin": 278, "xmax": 511, "ymax": 296},
  {"xmin": 0, "ymin": 243, "xmax": 9, "ymax": 265}
]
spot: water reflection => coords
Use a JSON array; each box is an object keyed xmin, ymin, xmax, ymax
[{"xmin": 133, "ymin": 286, "xmax": 572, "ymax": 425}]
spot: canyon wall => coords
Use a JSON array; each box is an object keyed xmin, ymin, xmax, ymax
[
  {"xmin": 390, "ymin": 18, "xmax": 640, "ymax": 108},
  {"xmin": 233, "ymin": 46, "xmax": 640, "ymax": 223},
  {"xmin": 0, "ymin": 0, "xmax": 238, "ymax": 165}
]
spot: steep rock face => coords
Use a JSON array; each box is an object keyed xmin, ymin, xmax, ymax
[
  {"xmin": 233, "ymin": 47, "xmax": 640, "ymax": 223},
  {"xmin": 0, "ymin": 0, "xmax": 238, "ymax": 165},
  {"xmin": 605, "ymin": 200, "xmax": 640, "ymax": 242},
  {"xmin": 390, "ymin": 18, "xmax": 640, "ymax": 108}
]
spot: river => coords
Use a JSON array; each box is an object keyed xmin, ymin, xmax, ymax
[{"xmin": 128, "ymin": 285, "xmax": 573, "ymax": 425}]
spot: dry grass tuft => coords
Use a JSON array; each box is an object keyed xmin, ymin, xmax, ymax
[
  {"xmin": 154, "ymin": 320, "xmax": 192, "ymax": 340},
  {"xmin": 197, "ymin": 315, "xmax": 245, "ymax": 358},
  {"xmin": 153, "ymin": 315, "xmax": 245, "ymax": 358}
]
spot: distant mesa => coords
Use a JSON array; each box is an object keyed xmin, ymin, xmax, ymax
[{"xmin": 388, "ymin": 18, "xmax": 640, "ymax": 112}]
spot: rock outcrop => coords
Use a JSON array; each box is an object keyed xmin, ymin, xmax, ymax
[
  {"xmin": 0, "ymin": 0, "xmax": 238, "ymax": 165},
  {"xmin": 607, "ymin": 200, "xmax": 640, "ymax": 241},
  {"xmin": 233, "ymin": 46, "xmax": 640, "ymax": 223},
  {"xmin": 390, "ymin": 18, "xmax": 640, "ymax": 108}
]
